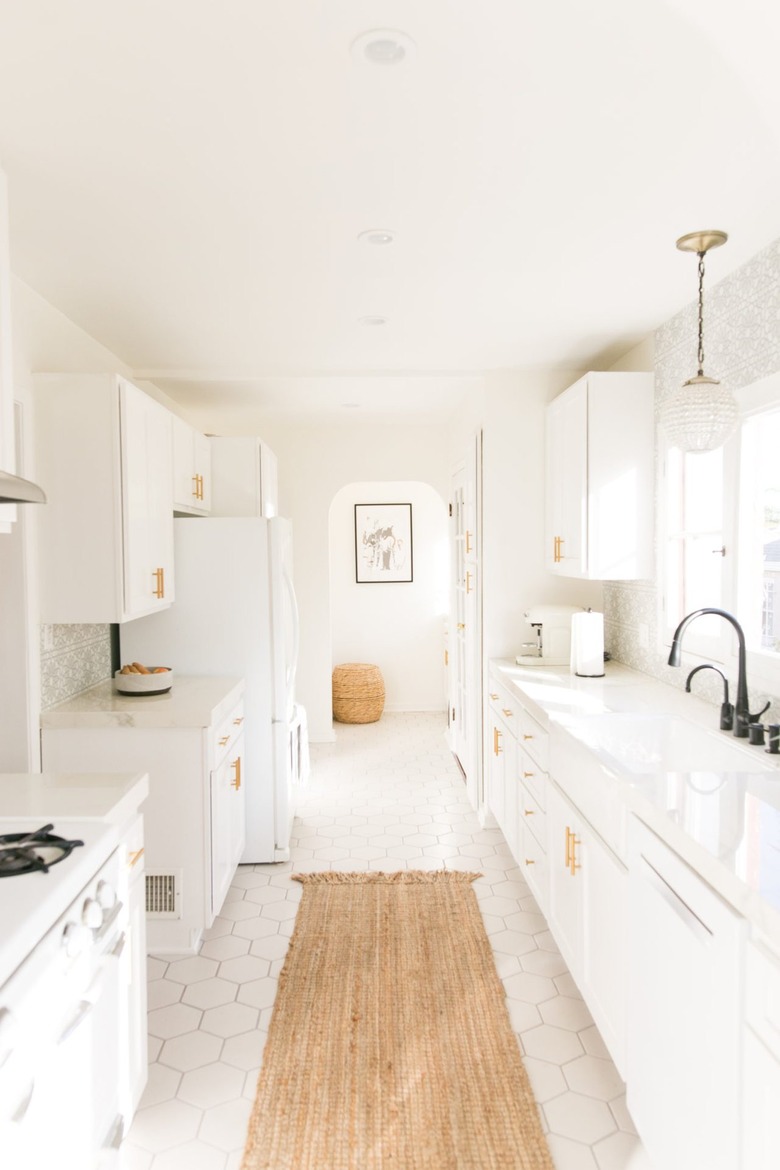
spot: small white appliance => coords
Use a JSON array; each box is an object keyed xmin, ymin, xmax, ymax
[
  {"xmin": 516, "ymin": 605, "xmax": 581, "ymax": 666},
  {"xmin": 122, "ymin": 516, "xmax": 302, "ymax": 863}
]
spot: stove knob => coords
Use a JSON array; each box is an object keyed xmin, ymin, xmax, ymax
[
  {"xmin": 62, "ymin": 922, "xmax": 92, "ymax": 958},
  {"xmin": 96, "ymin": 880, "xmax": 116, "ymax": 910},
  {"xmin": 82, "ymin": 898, "xmax": 103, "ymax": 930}
]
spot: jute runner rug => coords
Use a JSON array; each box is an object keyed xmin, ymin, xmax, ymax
[{"xmin": 240, "ymin": 870, "xmax": 554, "ymax": 1170}]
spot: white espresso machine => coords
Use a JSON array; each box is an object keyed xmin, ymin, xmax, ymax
[{"xmin": 516, "ymin": 605, "xmax": 581, "ymax": 666}]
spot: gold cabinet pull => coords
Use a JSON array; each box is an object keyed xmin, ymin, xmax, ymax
[
  {"xmin": 153, "ymin": 567, "xmax": 165, "ymax": 598},
  {"xmin": 192, "ymin": 474, "xmax": 200, "ymax": 499},
  {"xmin": 465, "ymin": 570, "xmax": 473, "ymax": 594},
  {"xmin": 502, "ymin": 708, "xmax": 513, "ymax": 718},
  {"xmin": 523, "ymin": 733, "xmax": 534, "ymax": 741},
  {"xmin": 490, "ymin": 693, "xmax": 499, "ymax": 701},
  {"xmin": 457, "ymin": 622, "xmax": 466, "ymax": 630},
  {"xmin": 231, "ymin": 756, "xmax": 242, "ymax": 790},
  {"xmin": 493, "ymin": 727, "xmax": 503, "ymax": 756},
  {"xmin": 218, "ymin": 735, "xmax": 230, "ymax": 747},
  {"xmin": 525, "ymin": 859, "xmax": 535, "ymax": 866},
  {"xmin": 553, "ymin": 535, "xmax": 565, "ymax": 563},
  {"xmin": 233, "ymin": 716, "xmax": 244, "ymax": 725},
  {"xmin": 565, "ymin": 826, "xmax": 581, "ymax": 875},
  {"xmin": 523, "ymin": 770, "xmax": 534, "ymax": 778},
  {"xmin": 128, "ymin": 847, "xmax": 145, "ymax": 869},
  {"xmin": 465, "ymin": 530, "xmax": 473, "ymax": 554},
  {"xmin": 524, "ymin": 808, "xmax": 535, "ymax": 816},
  {"xmin": 444, "ymin": 649, "xmax": 449, "ymax": 666},
  {"xmin": 198, "ymin": 473, "xmax": 205, "ymax": 500}
]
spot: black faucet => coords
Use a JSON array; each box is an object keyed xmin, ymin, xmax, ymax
[
  {"xmin": 685, "ymin": 664, "xmax": 734, "ymax": 731},
  {"xmin": 668, "ymin": 608, "xmax": 769, "ymax": 737}
]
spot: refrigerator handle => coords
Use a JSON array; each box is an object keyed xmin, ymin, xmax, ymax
[{"xmin": 283, "ymin": 567, "xmax": 300, "ymax": 700}]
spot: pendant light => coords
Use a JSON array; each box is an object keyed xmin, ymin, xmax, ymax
[{"xmin": 659, "ymin": 230, "xmax": 739, "ymax": 454}]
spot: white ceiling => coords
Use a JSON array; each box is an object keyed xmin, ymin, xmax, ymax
[{"xmin": 0, "ymin": 0, "xmax": 778, "ymax": 420}]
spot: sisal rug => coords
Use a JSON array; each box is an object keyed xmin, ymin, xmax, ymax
[{"xmin": 240, "ymin": 870, "xmax": 554, "ymax": 1170}]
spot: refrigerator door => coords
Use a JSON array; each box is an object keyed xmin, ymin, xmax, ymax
[{"xmin": 121, "ymin": 517, "xmax": 286, "ymax": 863}]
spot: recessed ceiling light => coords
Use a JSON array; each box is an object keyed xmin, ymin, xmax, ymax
[
  {"xmin": 358, "ymin": 229, "xmax": 396, "ymax": 246},
  {"xmin": 351, "ymin": 29, "xmax": 416, "ymax": 66},
  {"xmin": 359, "ymin": 316, "xmax": 388, "ymax": 326}
]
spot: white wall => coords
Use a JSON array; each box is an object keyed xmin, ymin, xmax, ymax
[{"xmin": 330, "ymin": 480, "xmax": 448, "ymax": 713}]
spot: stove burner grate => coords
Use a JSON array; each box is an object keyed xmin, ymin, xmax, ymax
[{"xmin": 0, "ymin": 824, "xmax": 84, "ymax": 877}]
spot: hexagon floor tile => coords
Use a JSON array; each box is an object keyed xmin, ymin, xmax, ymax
[{"xmin": 121, "ymin": 712, "xmax": 650, "ymax": 1170}]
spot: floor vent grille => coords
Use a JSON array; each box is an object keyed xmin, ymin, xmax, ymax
[{"xmin": 146, "ymin": 871, "xmax": 182, "ymax": 918}]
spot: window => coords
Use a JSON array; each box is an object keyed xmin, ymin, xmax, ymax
[{"xmin": 662, "ymin": 372, "xmax": 780, "ymax": 688}]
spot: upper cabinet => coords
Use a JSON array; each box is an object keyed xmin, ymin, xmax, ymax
[
  {"xmin": 172, "ymin": 414, "xmax": 211, "ymax": 515},
  {"xmin": 35, "ymin": 374, "xmax": 174, "ymax": 623},
  {"xmin": 545, "ymin": 372, "xmax": 654, "ymax": 580},
  {"xmin": 209, "ymin": 435, "xmax": 278, "ymax": 517}
]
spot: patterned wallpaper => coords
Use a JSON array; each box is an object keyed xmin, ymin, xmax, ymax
[
  {"xmin": 40, "ymin": 623, "xmax": 112, "ymax": 709},
  {"xmin": 604, "ymin": 235, "xmax": 780, "ymax": 714}
]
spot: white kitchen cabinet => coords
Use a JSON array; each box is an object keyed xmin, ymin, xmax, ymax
[
  {"xmin": 547, "ymin": 781, "xmax": 628, "ymax": 1076},
  {"xmin": 0, "ymin": 167, "xmax": 15, "ymax": 531},
  {"xmin": 35, "ymin": 374, "xmax": 174, "ymax": 623},
  {"xmin": 40, "ymin": 678, "xmax": 246, "ymax": 953},
  {"xmin": 209, "ymin": 435, "xmax": 278, "ymax": 517},
  {"xmin": 742, "ymin": 939, "xmax": 780, "ymax": 1169},
  {"xmin": 119, "ymin": 814, "xmax": 148, "ymax": 1123},
  {"xmin": 172, "ymin": 414, "xmax": 211, "ymax": 515},
  {"xmin": 545, "ymin": 371, "xmax": 654, "ymax": 579},
  {"xmin": 627, "ymin": 817, "xmax": 744, "ymax": 1170}
]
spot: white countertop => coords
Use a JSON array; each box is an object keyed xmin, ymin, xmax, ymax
[
  {"xmin": 0, "ymin": 770, "xmax": 149, "ymax": 987},
  {"xmin": 491, "ymin": 659, "xmax": 780, "ymax": 949},
  {"xmin": 40, "ymin": 675, "xmax": 245, "ymax": 730}
]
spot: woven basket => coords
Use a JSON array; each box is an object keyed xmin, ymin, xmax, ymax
[{"xmin": 332, "ymin": 663, "xmax": 385, "ymax": 724}]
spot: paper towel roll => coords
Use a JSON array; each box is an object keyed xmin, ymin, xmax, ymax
[{"xmin": 571, "ymin": 610, "xmax": 605, "ymax": 677}]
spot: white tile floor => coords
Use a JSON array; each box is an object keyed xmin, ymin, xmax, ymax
[{"xmin": 120, "ymin": 712, "xmax": 653, "ymax": 1170}]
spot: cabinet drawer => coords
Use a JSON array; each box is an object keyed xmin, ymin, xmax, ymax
[
  {"xmin": 518, "ymin": 743, "xmax": 547, "ymax": 811},
  {"xmin": 212, "ymin": 699, "xmax": 245, "ymax": 767},
  {"xmin": 519, "ymin": 782, "xmax": 546, "ymax": 850},
  {"xmin": 488, "ymin": 681, "xmax": 519, "ymax": 736},
  {"xmin": 746, "ymin": 940, "xmax": 780, "ymax": 1060},
  {"xmin": 518, "ymin": 707, "xmax": 549, "ymax": 771},
  {"xmin": 521, "ymin": 819, "xmax": 547, "ymax": 902}
]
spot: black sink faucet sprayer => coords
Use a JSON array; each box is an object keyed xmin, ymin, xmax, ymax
[
  {"xmin": 668, "ymin": 607, "xmax": 769, "ymax": 738},
  {"xmin": 685, "ymin": 664, "xmax": 734, "ymax": 731}
]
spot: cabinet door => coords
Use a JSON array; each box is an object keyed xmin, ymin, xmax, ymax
[
  {"xmin": 546, "ymin": 378, "xmax": 586, "ymax": 576},
  {"xmin": 210, "ymin": 734, "xmax": 245, "ymax": 918},
  {"xmin": 193, "ymin": 430, "xmax": 212, "ymax": 512},
  {"xmin": 546, "ymin": 783, "xmax": 581, "ymax": 971},
  {"xmin": 120, "ymin": 381, "xmax": 175, "ymax": 619}
]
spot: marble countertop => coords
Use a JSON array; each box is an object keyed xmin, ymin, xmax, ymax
[
  {"xmin": 40, "ymin": 675, "xmax": 245, "ymax": 730},
  {"xmin": 491, "ymin": 659, "xmax": 780, "ymax": 950},
  {"xmin": 0, "ymin": 770, "xmax": 149, "ymax": 826}
]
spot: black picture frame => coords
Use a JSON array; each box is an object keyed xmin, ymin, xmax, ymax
[{"xmin": 354, "ymin": 503, "xmax": 413, "ymax": 583}]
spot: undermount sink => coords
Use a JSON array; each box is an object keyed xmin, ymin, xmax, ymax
[{"xmin": 566, "ymin": 712, "xmax": 775, "ymax": 776}]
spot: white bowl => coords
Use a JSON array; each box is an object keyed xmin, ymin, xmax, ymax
[{"xmin": 114, "ymin": 667, "xmax": 173, "ymax": 696}]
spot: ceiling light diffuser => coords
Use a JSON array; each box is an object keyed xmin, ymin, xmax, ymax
[
  {"xmin": 351, "ymin": 29, "xmax": 416, "ymax": 66},
  {"xmin": 358, "ymin": 229, "xmax": 395, "ymax": 246}
]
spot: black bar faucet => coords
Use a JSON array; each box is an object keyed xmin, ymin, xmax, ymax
[
  {"xmin": 685, "ymin": 664, "xmax": 734, "ymax": 731},
  {"xmin": 668, "ymin": 608, "xmax": 768, "ymax": 737}
]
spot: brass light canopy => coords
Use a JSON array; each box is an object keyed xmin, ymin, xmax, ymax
[{"xmin": 659, "ymin": 228, "xmax": 739, "ymax": 454}]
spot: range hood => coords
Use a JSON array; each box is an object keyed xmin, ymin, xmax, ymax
[{"xmin": 0, "ymin": 467, "xmax": 46, "ymax": 504}]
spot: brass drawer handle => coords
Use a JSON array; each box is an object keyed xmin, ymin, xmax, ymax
[
  {"xmin": 525, "ymin": 859, "xmax": 535, "ymax": 866},
  {"xmin": 524, "ymin": 809, "xmax": 535, "ymax": 816},
  {"xmin": 523, "ymin": 733, "xmax": 534, "ymax": 741},
  {"xmin": 233, "ymin": 716, "xmax": 244, "ymax": 726},
  {"xmin": 152, "ymin": 567, "xmax": 165, "ymax": 598},
  {"xmin": 490, "ymin": 693, "xmax": 499, "ymax": 701},
  {"xmin": 218, "ymin": 735, "xmax": 230, "ymax": 747},
  {"xmin": 502, "ymin": 708, "xmax": 513, "ymax": 718},
  {"xmin": 523, "ymin": 770, "xmax": 534, "ymax": 778},
  {"xmin": 231, "ymin": 756, "xmax": 242, "ymax": 790},
  {"xmin": 128, "ymin": 847, "xmax": 145, "ymax": 869}
]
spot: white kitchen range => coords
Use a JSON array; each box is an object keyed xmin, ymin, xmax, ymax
[{"xmin": 0, "ymin": 772, "xmax": 148, "ymax": 1170}]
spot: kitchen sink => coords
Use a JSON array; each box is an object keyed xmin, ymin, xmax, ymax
[{"xmin": 566, "ymin": 711, "xmax": 775, "ymax": 776}]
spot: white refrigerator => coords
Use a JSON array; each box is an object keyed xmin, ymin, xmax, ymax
[{"xmin": 122, "ymin": 516, "xmax": 301, "ymax": 863}]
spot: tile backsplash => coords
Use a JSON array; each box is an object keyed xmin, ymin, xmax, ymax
[
  {"xmin": 40, "ymin": 624, "xmax": 112, "ymax": 709},
  {"xmin": 605, "ymin": 234, "xmax": 780, "ymax": 716}
]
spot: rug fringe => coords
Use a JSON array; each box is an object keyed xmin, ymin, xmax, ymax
[{"xmin": 292, "ymin": 869, "xmax": 482, "ymax": 885}]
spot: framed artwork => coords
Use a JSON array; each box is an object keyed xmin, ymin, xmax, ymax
[{"xmin": 355, "ymin": 503, "xmax": 413, "ymax": 584}]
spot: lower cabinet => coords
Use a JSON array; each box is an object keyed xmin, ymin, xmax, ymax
[
  {"xmin": 41, "ymin": 685, "xmax": 246, "ymax": 953},
  {"xmin": 210, "ymin": 730, "xmax": 246, "ymax": 916},
  {"xmin": 627, "ymin": 818, "xmax": 743, "ymax": 1170},
  {"xmin": 742, "ymin": 939, "xmax": 780, "ymax": 1169},
  {"xmin": 547, "ymin": 781, "xmax": 628, "ymax": 1077}
]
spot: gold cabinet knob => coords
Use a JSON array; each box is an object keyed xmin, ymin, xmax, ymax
[{"xmin": 230, "ymin": 756, "xmax": 242, "ymax": 789}]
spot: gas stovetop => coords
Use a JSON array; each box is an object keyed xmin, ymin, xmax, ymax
[{"xmin": 0, "ymin": 823, "xmax": 84, "ymax": 877}]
